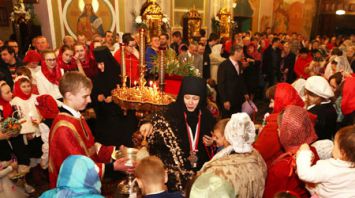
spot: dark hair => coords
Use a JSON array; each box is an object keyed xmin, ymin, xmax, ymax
[
  {"xmin": 331, "ymin": 48, "xmax": 343, "ymax": 56},
  {"xmin": 172, "ymin": 31, "xmax": 182, "ymax": 38},
  {"xmin": 122, "ymin": 33, "xmax": 134, "ymax": 45},
  {"xmin": 328, "ymin": 72, "xmax": 343, "ymax": 86},
  {"xmin": 336, "ymin": 125, "xmax": 355, "ymax": 167},
  {"xmin": 208, "ymin": 33, "xmax": 219, "ymax": 42},
  {"xmin": 272, "ymin": 37, "xmax": 280, "ymax": 44},
  {"xmin": 230, "ymin": 44, "xmax": 243, "ymax": 55},
  {"xmin": 199, "ymin": 29, "xmax": 206, "ymax": 37},
  {"xmin": 180, "ymin": 45, "xmax": 188, "ymax": 52},
  {"xmin": 105, "ymin": 31, "xmax": 112, "ymax": 36},
  {"xmin": 0, "ymin": 46, "xmax": 15, "ymax": 55},
  {"xmin": 299, "ymin": 47, "xmax": 309, "ymax": 54},
  {"xmin": 266, "ymin": 85, "xmax": 276, "ymax": 100},
  {"xmin": 60, "ymin": 45, "xmax": 73, "ymax": 53},
  {"xmin": 160, "ymin": 33, "xmax": 169, "ymax": 40},
  {"xmin": 15, "ymin": 66, "xmax": 32, "ymax": 80}
]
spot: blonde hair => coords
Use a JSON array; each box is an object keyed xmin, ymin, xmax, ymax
[
  {"xmin": 135, "ymin": 156, "xmax": 165, "ymax": 184},
  {"xmin": 59, "ymin": 71, "xmax": 92, "ymax": 97},
  {"xmin": 213, "ymin": 118, "xmax": 230, "ymax": 135}
]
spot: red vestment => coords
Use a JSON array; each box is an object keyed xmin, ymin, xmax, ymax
[{"xmin": 48, "ymin": 112, "xmax": 114, "ymax": 188}]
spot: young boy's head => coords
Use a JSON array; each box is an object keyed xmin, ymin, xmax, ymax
[
  {"xmin": 59, "ymin": 71, "xmax": 92, "ymax": 111},
  {"xmin": 135, "ymin": 156, "xmax": 167, "ymax": 194},
  {"xmin": 212, "ymin": 118, "xmax": 230, "ymax": 147}
]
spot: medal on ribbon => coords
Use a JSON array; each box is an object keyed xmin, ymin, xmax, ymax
[{"xmin": 185, "ymin": 111, "xmax": 202, "ymax": 168}]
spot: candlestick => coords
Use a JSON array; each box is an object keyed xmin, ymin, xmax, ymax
[
  {"xmin": 138, "ymin": 28, "xmax": 147, "ymax": 87},
  {"xmin": 120, "ymin": 43, "xmax": 127, "ymax": 78},
  {"xmin": 158, "ymin": 46, "xmax": 166, "ymax": 91}
]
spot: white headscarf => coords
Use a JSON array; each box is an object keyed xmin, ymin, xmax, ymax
[{"xmin": 211, "ymin": 113, "xmax": 256, "ymax": 161}]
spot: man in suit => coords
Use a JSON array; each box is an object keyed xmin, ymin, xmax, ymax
[
  {"xmin": 178, "ymin": 42, "xmax": 203, "ymax": 77},
  {"xmin": 217, "ymin": 45, "xmax": 249, "ymax": 118}
]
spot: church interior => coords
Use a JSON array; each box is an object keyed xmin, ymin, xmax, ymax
[{"xmin": 0, "ymin": 0, "xmax": 354, "ymax": 197}]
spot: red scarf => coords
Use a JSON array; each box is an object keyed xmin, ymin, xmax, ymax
[
  {"xmin": 0, "ymin": 97, "xmax": 13, "ymax": 119},
  {"xmin": 13, "ymin": 78, "xmax": 31, "ymax": 100},
  {"xmin": 41, "ymin": 60, "xmax": 62, "ymax": 85},
  {"xmin": 56, "ymin": 54, "xmax": 77, "ymax": 72}
]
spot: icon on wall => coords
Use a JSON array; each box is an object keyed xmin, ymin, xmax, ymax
[{"xmin": 62, "ymin": 0, "xmax": 116, "ymax": 39}]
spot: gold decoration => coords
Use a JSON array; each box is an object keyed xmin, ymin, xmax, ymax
[
  {"xmin": 142, "ymin": 0, "xmax": 163, "ymax": 42},
  {"xmin": 112, "ymin": 29, "xmax": 174, "ymax": 116},
  {"xmin": 184, "ymin": 8, "xmax": 202, "ymax": 43},
  {"xmin": 217, "ymin": 8, "xmax": 232, "ymax": 39}
]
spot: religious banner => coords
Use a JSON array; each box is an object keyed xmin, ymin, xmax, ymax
[{"xmin": 61, "ymin": 0, "xmax": 117, "ymax": 39}]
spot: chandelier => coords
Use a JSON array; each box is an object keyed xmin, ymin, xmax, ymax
[{"xmin": 112, "ymin": 29, "xmax": 175, "ymax": 114}]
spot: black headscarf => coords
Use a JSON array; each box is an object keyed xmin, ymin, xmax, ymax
[
  {"xmin": 92, "ymin": 46, "xmax": 121, "ymax": 97},
  {"xmin": 163, "ymin": 76, "xmax": 215, "ymax": 170},
  {"xmin": 167, "ymin": 76, "xmax": 208, "ymax": 132}
]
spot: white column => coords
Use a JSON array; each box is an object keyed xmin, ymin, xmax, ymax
[{"xmin": 33, "ymin": 0, "xmax": 56, "ymax": 49}]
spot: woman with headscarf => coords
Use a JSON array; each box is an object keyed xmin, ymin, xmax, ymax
[
  {"xmin": 40, "ymin": 155, "xmax": 103, "ymax": 198},
  {"xmin": 341, "ymin": 76, "xmax": 355, "ymax": 127},
  {"xmin": 263, "ymin": 105, "xmax": 319, "ymax": 198},
  {"xmin": 253, "ymin": 83, "xmax": 305, "ymax": 167},
  {"xmin": 139, "ymin": 76, "xmax": 216, "ymax": 192},
  {"xmin": 197, "ymin": 113, "xmax": 267, "ymax": 198},
  {"xmin": 36, "ymin": 50, "xmax": 63, "ymax": 100},
  {"xmin": 92, "ymin": 46, "xmax": 137, "ymax": 147}
]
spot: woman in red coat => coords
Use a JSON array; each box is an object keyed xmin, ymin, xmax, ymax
[
  {"xmin": 253, "ymin": 83, "xmax": 304, "ymax": 167},
  {"xmin": 263, "ymin": 105, "xmax": 319, "ymax": 198}
]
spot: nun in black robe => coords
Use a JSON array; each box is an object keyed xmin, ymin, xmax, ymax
[
  {"xmin": 92, "ymin": 46, "xmax": 138, "ymax": 147},
  {"xmin": 140, "ymin": 76, "xmax": 216, "ymax": 192}
]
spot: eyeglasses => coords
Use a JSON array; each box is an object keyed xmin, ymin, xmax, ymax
[
  {"xmin": 45, "ymin": 58, "xmax": 56, "ymax": 62},
  {"xmin": 9, "ymin": 45, "xmax": 18, "ymax": 48}
]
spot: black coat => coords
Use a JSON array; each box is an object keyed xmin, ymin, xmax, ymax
[
  {"xmin": 262, "ymin": 46, "xmax": 282, "ymax": 85},
  {"xmin": 282, "ymin": 52, "xmax": 296, "ymax": 83},
  {"xmin": 217, "ymin": 58, "xmax": 247, "ymax": 117},
  {"xmin": 202, "ymin": 44, "xmax": 212, "ymax": 79},
  {"xmin": 308, "ymin": 103, "xmax": 337, "ymax": 140},
  {"xmin": 91, "ymin": 47, "xmax": 137, "ymax": 147}
]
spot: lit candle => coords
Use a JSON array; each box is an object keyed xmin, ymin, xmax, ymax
[
  {"xmin": 149, "ymin": 80, "xmax": 153, "ymax": 87},
  {"xmin": 134, "ymin": 80, "xmax": 137, "ymax": 87}
]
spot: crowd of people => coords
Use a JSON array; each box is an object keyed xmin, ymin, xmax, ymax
[{"xmin": 0, "ymin": 28, "xmax": 354, "ymax": 198}]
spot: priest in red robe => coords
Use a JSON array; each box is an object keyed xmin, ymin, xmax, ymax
[{"xmin": 48, "ymin": 71, "xmax": 133, "ymax": 188}]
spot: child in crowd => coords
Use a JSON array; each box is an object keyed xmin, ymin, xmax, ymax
[
  {"xmin": 15, "ymin": 66, "xmax": 39, "ymax": 95},
  {"xmin": 135, "ymin": 156, "xmax": 183, "ymax": 198},
  {"xmin": 11, "ymin": 75, "xmax": 42, "ymax": 168},
  {"xmin": 296, "ymin": 125, "xmax": 355, "ymax": 198},
  {"xmin": 305, "ymin": 76, "xmax": 337, "ymax": 140},
  {"xmin": 203, "ymin": 118, "xmax": 230, "ymax": 153},
  {"xmin": 0, "ymin": 81, "xmax": 34, "ymax": 193}
]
